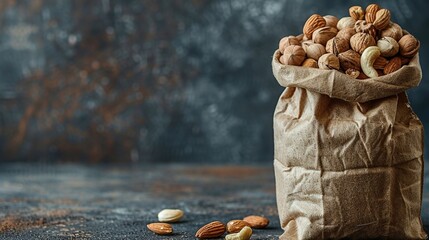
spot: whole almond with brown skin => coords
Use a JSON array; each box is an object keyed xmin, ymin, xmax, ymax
[
  {"xmin": 349, "ymin": 6, "xmax": 364, "ymax": 20},
  {"xmin": 373, "ymin": 56, "xmax": 389, "ymax": 70},
  {"xmin": 303, "ymin": 14, "xmax": 326, "ymax": 38},
  {"xmin": 147, "ymin": 223, "xmax": 173, "ymax": 235},
  {"xmin": 365, "ymin": 4, "xmax": 380, "ymax": 23},
  {"xmin": 373, "ymin": 9, "xmax": 391, "ymax": 30},
  {"xmin": 227, "ymin": 220, "xmax": 251, "ymax": 233},
  {"xmin": 243, "ymin": 215, "xmax": 270, "ymax": 229},
  {"xmin": 398, "ymin": 34, "xmax": 420, "ymax": 58},
  {"xmin": 195, "ymin": 221, "xmax": 226, "ymax": 239},
  {"xmin": 384, "ymin": 57, "xmax": 401, "ymax": 74}
]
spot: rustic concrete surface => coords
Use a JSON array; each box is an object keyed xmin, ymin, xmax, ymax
[
  {"xmin": 0, "ymin": 164, "xmax": 427, "ymax": 239},
  {"xmin": 0, "ymin": 164, "xmax": 281, "ymax": 239}
]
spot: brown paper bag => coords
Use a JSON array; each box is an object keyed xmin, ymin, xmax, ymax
[{"xmin": 272, "ymin": 50, "xmax": 427, "ymax": 239}]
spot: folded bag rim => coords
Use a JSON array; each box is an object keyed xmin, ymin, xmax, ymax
[{"xmin": 272, "ymin": 50, "xmax": 422, "ymax": 102}]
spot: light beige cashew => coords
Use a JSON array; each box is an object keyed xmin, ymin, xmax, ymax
[
  {"xmin": 225, "ymin": 226, "xmax": 252, "ymax": 240},
  {"xmin": 360, "ymin": 46, "xmax": 381, "ymax": 78}
]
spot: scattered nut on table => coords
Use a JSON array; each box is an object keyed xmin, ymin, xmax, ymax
[{"xmin": 157, "ymin": 209, "xmax": 184, "ymax": 223}]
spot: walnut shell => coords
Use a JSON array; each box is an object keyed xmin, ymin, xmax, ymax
[
  {"xmin": 383, "ymin": 57, "xmax": 401, "ymax": 74},
  {"xmin": 303, "ymin": 14, "xmax": 326, "ymax": 39},
  {"xmin": 354, "ymin": 20, "xmax": 377, "ymax": 39},
  {"xmin": 280, "ymin": 45, "xmax": 306, "ymax": 66},
  {"xmin": 336, "ymin": 28, "xmax": 356, "ymax": 42},
  {"xmin": 312, "ymin": 26, "xmax": 338, "ymax": 45},
  {"xmin": 373, "ymin": 56, "xmax": 389, "ymax": 70},
  {"xmin": 377, "ymin": 37, "xmax": 399, "ymax": 57},
  {"xmin": 279, "ymin": 36, "xmax": 300, "ymax": 53},
  {"xmin": 350, "ymin": 32, "xmax": 376, "ymax": 54},
  {"xmin": 304, "ymin": 43, "xmax": 326, "ymax": 60},
  {"xmin": 349, "ymin": 6, "xmax": 365, "ymax": 20},
  {"xmin": 326, "ymin": 37, "xmax": 350, "ymax": 56},
  {"xmin": 338, "ymin": 50, "xmax": 361, "ymax": 71},
  {"xmin": 380, "ymin": 22, "xmax": 403, "ymax": 42},
  {"xmin": 337, "ymin": 17, "xmax": 356, "ymax": 30},
  {"xmin": 318, "ymin": 53, "xmax": 340, "ymax": 70},
  {"xmin": 323, "ymin": 15, "xmax": 339, "ymax": 28},
  {"xmin": 302, "ymin": 58, "xmax": 318, "ymax": 68},
  {"xmin": 398, "ymin": 34, "xmax": 420, "ymax": 58},
  {"xmin": 373, "ymin": 9, "xmax": 391, "ymax": 30}
]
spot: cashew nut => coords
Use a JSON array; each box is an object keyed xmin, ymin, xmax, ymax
[
  {"xmin": 360, "ymin": 46, "xmax": 381, "ymax": 78},
  {"xmin": 225, "ymin": 226, "xmax": 252, "ymax": 240}
]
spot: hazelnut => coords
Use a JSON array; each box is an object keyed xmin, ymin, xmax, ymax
[
  {"xmin": 350, "ymin": 32, "xmax": 376, "ymax": 54},
  {"xmin": 280, "ymin": 45, "xmax": 306, "ymax": 66},
  {"xmin": 326, "ymin": 37, "xmax": 350, "ymax": 56},
  {"xmin": 336, "ymin": 28, "xmax": 356, "ymax": 42},
  {"xmin": 377, "ymin": 37, "xmax": 399, "ymax": 57},
  {"xmin": 301, "ymin": 58, "xmax": 318, "ymax": 68},
  {"xmin": 349, "ymin": 6, "xmax": 365, "ymax": 20},
  {"xmin": 354, "ymin": 20, "xmax": 377, "ymax": 39},
  {"xmin": 337, "ymin": 17, "xmax": 356, "ymax": 30},
  {"xmin": 279, "ymin": 36, "xmax": 300, "ymax": 53},
  {"xmin": 323, "ymin": 15, "xmax": 339, "ymax": 28},
  {"xmin": 380, "ymin": 22, "xmax": 403, "ymax": 42},
  {"xmin": 312, "ymin": 26, "xmax": 338, "ymax": 45},
  {"xmin": 303, "ymin": 43, "xmax": 326, "ymax": 60},
  {"xmin": 338, "ymin": 50, "xmax": 361, "ymax": 71},
  {"xmin": 318, "ymin": 53, "xmax": 340, "ymax": 70},
  {"xmin": 398, "ymin": 34, "xmax": 420, "ymax": 58}
]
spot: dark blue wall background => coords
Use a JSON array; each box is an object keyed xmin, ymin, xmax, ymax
[{"xmin": 0, "ymin": 0, "xmax": 427, "ymax": 163}]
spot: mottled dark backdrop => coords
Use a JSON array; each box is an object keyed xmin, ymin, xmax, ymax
[{"xmin": 0, "ymin": 0, "xmax": 428, "ymax": 163}]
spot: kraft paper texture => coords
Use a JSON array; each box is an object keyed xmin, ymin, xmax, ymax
[{"xmin": 272, "ymin": 50, "xmax": 427, "ymax": 239}]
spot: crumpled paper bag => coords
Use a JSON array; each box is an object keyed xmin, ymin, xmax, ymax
[{"xmin": 272, "ymin": 50, "xmax": 427, "ymax": 239}]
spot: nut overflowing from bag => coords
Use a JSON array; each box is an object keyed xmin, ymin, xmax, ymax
[{"xmin": 278, "ymin": 3, "xmax": 420, "ymax": 79}]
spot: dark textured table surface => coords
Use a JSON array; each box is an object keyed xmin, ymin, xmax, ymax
[
  {"xmin": 0, "ymin": 164, "xmax": 281, "ymax": 239},
  {"xmin": 0, "ymin": 164, "xmax": 428, "ymax": 239}
]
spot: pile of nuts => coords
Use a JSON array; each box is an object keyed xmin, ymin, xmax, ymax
[
  {"xmin": 146, "ymin": 208, "xmax": 270, "ymax": 239},
  {"xmin": 278, "ymin": 4, "xmax": 420, "ymax": 79}
]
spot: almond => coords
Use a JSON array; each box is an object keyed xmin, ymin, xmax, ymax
[
  {"xmin": 243, "ymin": 215, "xmax": 270, "ymax": 229},
  {"xmin": 365, "ymin": 4, "xmax": 380, "ymax": 23},
  {"xmin": 373, "ymin": 56, "xmax": 388, "ymax": 70},
  {"xmin": 158, "ymin": 209, "xmax": 184, "ymax": 223},
  {"xmin": 195, "ymin": 221, "xmax": 226, "ymax": 239},
  {"xmin": 373, "ymin": 9, "xmax": 391, "ymax": 30},
  {"xmin": 303, "ymin": 14, "xmax": 326, "ymax": 38},
  {"xmin": 227, "ymin": 220, "xmax": 251, "ymax": 233},
  {"xmin": 147, "ymin": 223, "xmax": 173, "ymax": 235},
  {"xmin": 383, "ymin": 57, "xmax": 401, "ymax": 75}
]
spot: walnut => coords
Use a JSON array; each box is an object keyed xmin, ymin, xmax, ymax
[
  {"xmin": 338, "ymin": 50, "xmax": 361, "ymax": 71},
  {"xmin": 354, "ymin": 20, "xmax": 377, "ymax": 39},
  {"xmin": 326, "ymin": 37, "xmax": 350, "ymax": 56},
  {"xmin": 318, "ymin": 53, "xmax": 340, "ymax": 70},
  {"xmin": 377, "ymin": 37, "xmax": 399, "ymax": 58},
  {"xmin": 350, "ymin": 32, "xmax": 376, "ymax": 54},
  {"xmin": 398, "ymin": 34, "xmax": 420, "ymax": 58},
  {"xmin": 279, "ymin": 36, "xmax": 300, "ymax": 53},
  {"xmin": 337, "ymin": 17, "xmax": 356, "ymax": 30},
  {"xmin": 380, "ymin": 22, "xmax": 403, "ymax": 42},
  {"xmin": 280, "ymin": 45, "xmax": 306, "ymax": 66},
  {"xmin": 323, "ymin": 15, "xmax": 339, "ymax": 28},
  {"xmin": 303, "ymin": 43, "xmax": 326, "ymax": 60},
  {"xmin": 312, "ymin": 27, "xmax": 338, "ymax": 45},
  {"xmin": 336, "ymin": 28, "xmax": 356, "ymax": 43}
]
